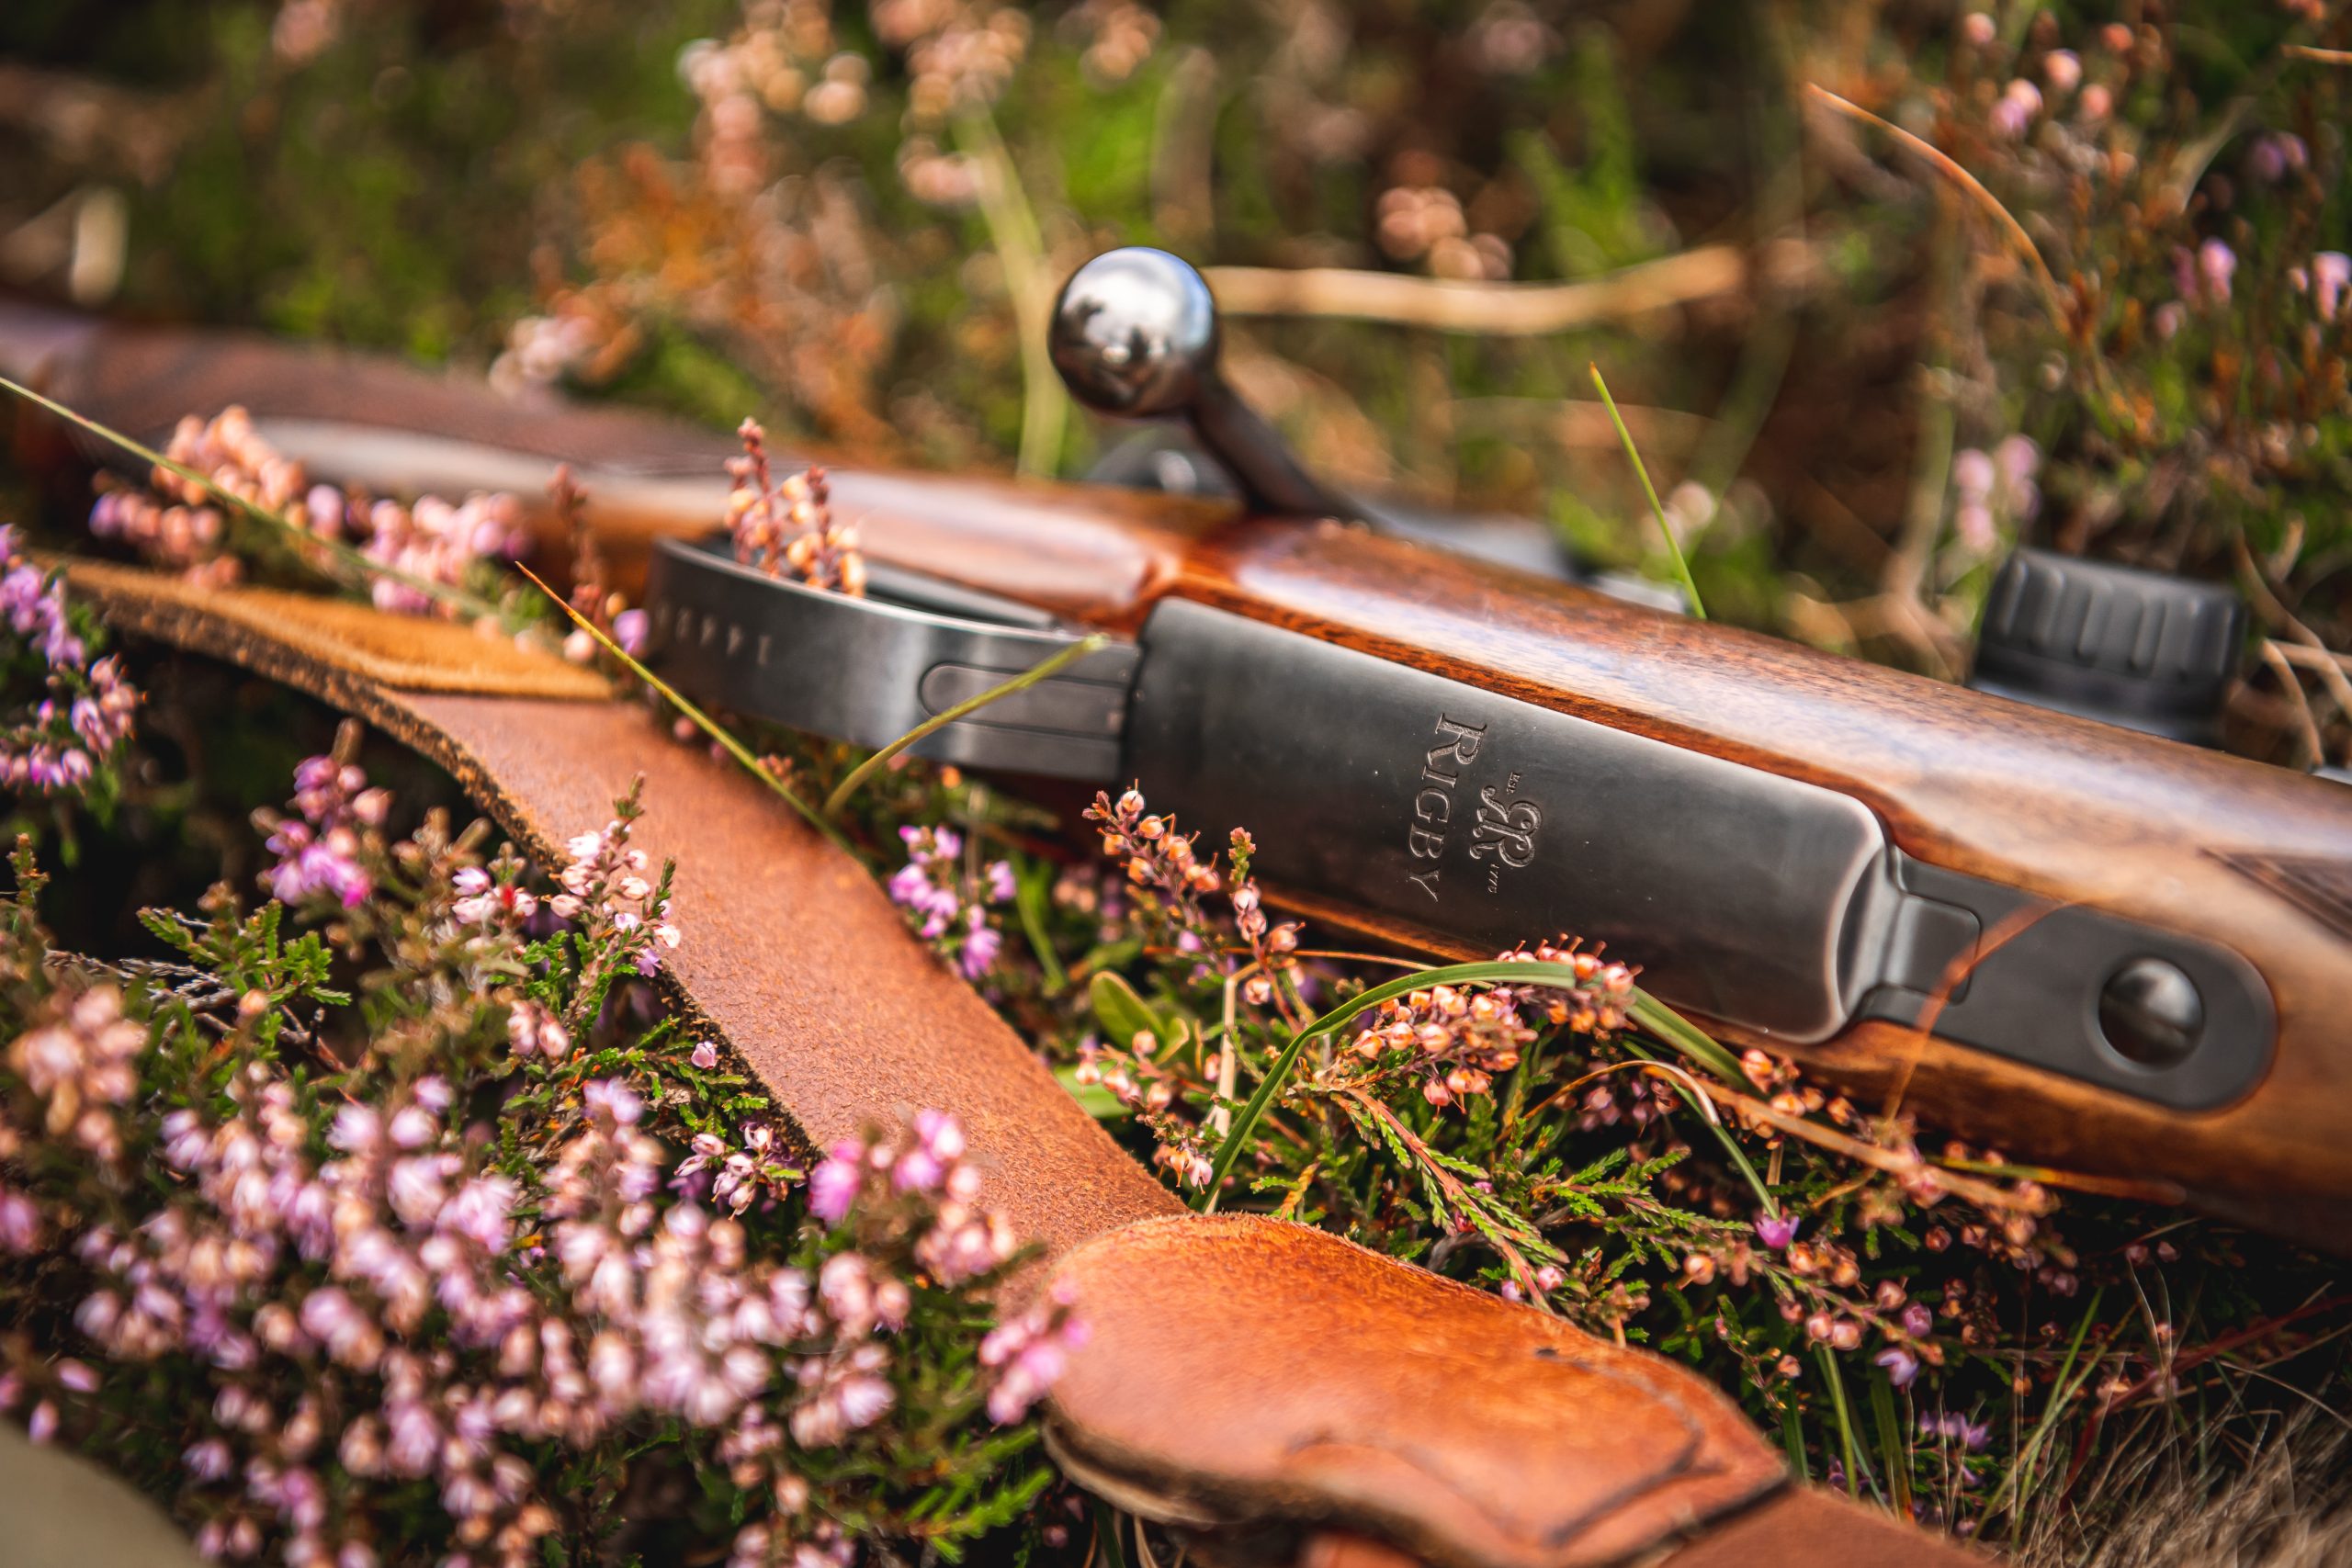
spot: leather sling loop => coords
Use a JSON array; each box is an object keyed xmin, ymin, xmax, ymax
[{"xmin": 61, "ymin": 558, "xmax": 1982, "ymax": 1568}]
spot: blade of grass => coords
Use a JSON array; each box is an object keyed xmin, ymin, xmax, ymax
[
  {"xmin": 823, "ymin": 634, "xmax": 1109, "ymax": 817},
  {"xmin": 1589, "ymin": 363, "xmax": 1705, "ymax": 618},
  {"xmin": 1803, "ymin": 85, "xmax": 2063, "ymax": 323},
  {"xmin": 1625, "ymin": 992, "xmax": 1746, "ymax": 1084},
  {"xmin": 1781, "ymin": 1399, "xmax": 1813, "ymax": 1481},
  {"xmin": 1990, "ymin": 1286, "xmax": 2108, "ymax": 1529},
  {"xmin": 1013, "ymin": 863, "xmax": 1069, "ymax": 996},
  {"xmin": 1622, "ymin": 1039, "xmax": 1777, "ymax": 1217},
  {"xmin": 1202, "ymin": 958, "xmax": 1750, "ymax": 1211},
  {"xmin": 956, "ymin": 106, "xmax": 1068, "ymax": 479},
  {"xmin": 518, "ymin": 567, "xmax": 854, "ymax": 857},
  {"xmin": 1870, "ymin": 1367, "xmax": 1914, "ymax": 1518},
  {"xmin": 0, "ymin": 371, "xmax": 497, "ymax": 619},
  {"xmin": 1817, "ymin": 1343, "xmax": 1877, "ymax": 1501}
]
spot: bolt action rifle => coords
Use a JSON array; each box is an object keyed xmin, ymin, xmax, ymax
[{"xmin": 5, "ymin": 249, "xmax": 2349, "ymax": 1252}]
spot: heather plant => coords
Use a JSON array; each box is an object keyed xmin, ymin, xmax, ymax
[
  {"xmin": 0, "ymin": 718, "xmax": 1071, "ymax": 1567},
  {"xmin": 0, "ymin": 525, "xmax": 139, "ymax": 813},
  {"xmin": 1017, "ymin": 784, "xmax": 2345, "ymax": 1546},
  {"xmin": 1807, "ymin": 9, "xmax": 2352, "ymax": 762}
]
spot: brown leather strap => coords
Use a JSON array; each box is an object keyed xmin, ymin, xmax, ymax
[
  {"xmin": 64, "ymin": 558, "xmax": 1180, "ymax": 1262},
  {"xmin": 1043, "ymin": 1215, "xmax": 1785, "ymax": 1568},
  {"xmin": 62, "ymin": 560, "xmax": 1983, "ymax": 1568}
]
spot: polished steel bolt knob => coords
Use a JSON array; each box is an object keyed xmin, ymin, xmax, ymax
[
  {"xmin": 1048, "ymin": 246, "xmax": 1221, "ymax": 418},
  {"xmin": 1049, "ymin": 246, "xmax": 1343, "ymax": 517}
]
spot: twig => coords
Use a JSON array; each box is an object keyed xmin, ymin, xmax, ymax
[
  {"xmin": 1804, "ymin": 85, "xmax": 2064, "ymax": 327},
  {"xmin": 2284, "ymin": 44, "xmax": 2352, "ymax": 64},
  {"xmin": 2259, "ymin": 640, "xmax": 2328, "ymax": 769},
  {"xmin": 2236, "ymin": 537, "xmax": 2352, "ymax": 761},
  {"xmin": 823, "ymin": 634, "xmax": 1109, "ymax": 817},
  {"xmin": 1883, "ymin": 897, "xmax": 2061, "ymax": 1119},
  {"xmin": 1200, "ymin": 244, "xmax": 1771, "ymax": 334},
  {"xmin": 1688, "ymin": 1077, "xmax": 2055, "ymax": 1214}
]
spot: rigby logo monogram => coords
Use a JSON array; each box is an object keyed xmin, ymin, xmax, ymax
[
  {"xmin": 1402, "ymin": 715, "xmax": 1544, "ymax": 901},
  {"xmin": 1470, "ymin": 783, "xmax": 1543, "ymax": 871}
]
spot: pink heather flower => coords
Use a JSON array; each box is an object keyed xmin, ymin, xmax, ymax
[
  {"xmin": 1951, "ymin": 448, "xmax": 1995, "ymax": 502},
  {"xmin": 691, "ymin": 1040, "xmax": 719, "ymax": 1070},
  {"xmin": 506, "ymin": 999, "xmax": 571, "ymax": 1063},
  {"xmin": 2197, "ymin": 238, "xmax": 2236, "ymax": 304},
  {"xmin": 450, "ymin": 865, "xmax": 538, "ymax": 928},
  {"xmin": 582, "ymin": 1077, "xmax": 643, "ymax": 1127},
  {"xmin": 2079, "ymin": 82, "xmax": 2111, "ymax": 122},
  {"xmin": 1756, "ymin": 1213, "xmax": 1801, "ymax": 1249},
  {"xmin": 2251, "ymin": 133, "xmax": 2308, "ymax": 184},
  {"xmin": 2041, "ymin": 49, "xmax": 2080, "ymax": 94},
  {"xmin": 185, "ymin": 1438, "xmax": 233, "ymax": 1481},
  {"xmin": 1989, "ymin": 78, "xmax": 2041, "ymax": 139},
  {"xmin": 1874, "ymin": 1347, "xmax": 1920, "ymax": 1387},
  {"xmin": 1961, "ymin": 11, "xmax": 1995, "ymax": 45},
  {"xmin": 2314, "ymin": 252, "xmax": 2350, "ymax": 321},
  {"xmin": 978, "ymin": 1284, "xmax": 1087, "ymax": 1424},
  {"xmin": 808, "ymin": 1145, "xmax": 864, "ymax": 1225},
  {"xmin": 27, "ymin": 1400, "xmax": 57, "ymax": 1444},
  {"xmin": 0, "ymin": 1187, "xmax": 40, "ymax": 1252},
  {"xmin": 363, "ymin": 491, "xmax": 530, "ymax": 617},
  {"xmin": 727, "ymin": 423, "xmax": 864, "ymax": 596},
  {"xmin": 612, "ymin": 609, "xmax": 649, "ymax": 656},
  {"xmin": 266, "ymin": 752, "xmax": 383, "ymax": 908},
  {"xmin": 1902, "ymin": 1301, "xmax": 1935, "ymax": 1337}
]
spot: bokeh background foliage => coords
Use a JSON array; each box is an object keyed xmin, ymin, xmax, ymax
[{"xmin": 5, "ymin": 0, "xmax": 2347, "ymax": 750}]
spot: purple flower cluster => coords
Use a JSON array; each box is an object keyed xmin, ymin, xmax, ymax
[
  {"xmin": 361, "ymin": 491, "xmax": 532, "ymax": 617},
  {"xmin": 1918, "ymin": 1408, "xmax": 1993, "ymax": 1451},
  {"xmin": 728, "ymin": 421, "xmax": 866, "ymax": 597},
  {"xmin": 262, "ymin": 751, "xmax": 388, "ymax": 908},
  {"xmin": 808, "ymin": 1111, "xmax": 1018, "ymax": 1281},
  {"xmin": 886, "ymin": 825, "xmax": 1012, "ymax": 980},
  {"xmin": 85, "ymin": 406, "xmax": 528, "ymax": 615},
  {"xmin": 1949, "ymin": 435, "xmax": 2040, "ymax": 555},
  {"xmin": 549, "ymin": 801, "xmax": 681, "ymax": 977},
  {"xmin": 87, "ymin": 408, "xmax": 335, "ymax": 588},
  {"xmin": 673, "ymin": 1118, "xmax": 796, "ymax": 1218},
  {"xmin": 6, "ymin": 985, "xmax": 145, "ymax": 1164},
  {"xmin": 978, "ymin": 1280, "xmax": 1089, "ymax": 1424},
  {"xmin": 0, "ymin": 527, "xmax": 139, "ymax": 793}
]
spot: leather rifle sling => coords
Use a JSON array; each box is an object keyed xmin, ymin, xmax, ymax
[{"xmin": 62, "ymin": 558, "xmax": 1981, "ymax": 1568}]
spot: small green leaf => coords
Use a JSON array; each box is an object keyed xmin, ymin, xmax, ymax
[
  {"xmin": 1089, "ymin": 970, "xmax": 1172, "ymax": 1050},
  {"xmin": 1053, "ymin": 1064, "xmax": 1125, "ymax": 1120}
]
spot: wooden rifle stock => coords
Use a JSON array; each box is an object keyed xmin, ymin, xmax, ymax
[{"xmin": 8, "ymin": 303, "xmax": 2351, "ymax": 1247}]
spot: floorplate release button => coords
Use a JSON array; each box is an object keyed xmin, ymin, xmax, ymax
[{"xmin": 2098, "ymin": 957, "xmax": 2205, "ymax": 1067}]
